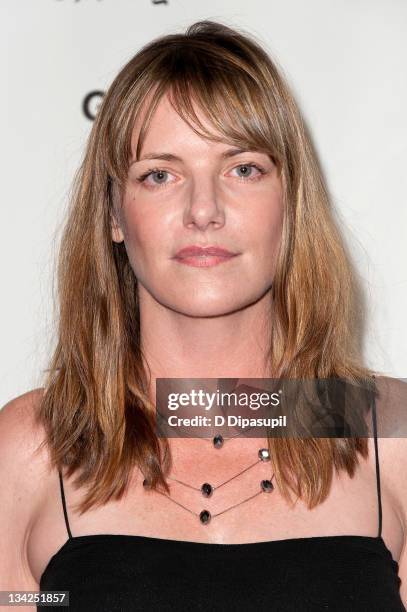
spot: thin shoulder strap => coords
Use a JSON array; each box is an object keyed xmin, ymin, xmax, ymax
[
  {"xmin": 370, "ymin": 378, "xmax": 383, "ymax": 539},
  {"xmin": 58, "ymin": 469, "xmax": 73, "ymax": 540}
]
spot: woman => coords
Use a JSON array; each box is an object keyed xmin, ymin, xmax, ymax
[{"xmin": 1, "ymin": 19, "xmax": 406, "ymax": 611}]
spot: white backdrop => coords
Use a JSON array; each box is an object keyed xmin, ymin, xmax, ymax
[{"xmin": 1, "ymin": 0, "xmax": 406, "ymax": 405}]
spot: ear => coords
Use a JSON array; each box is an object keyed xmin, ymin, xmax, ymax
[{"xmin": 111, "ymin": 212, "xmax": 124, "ymax": 243}]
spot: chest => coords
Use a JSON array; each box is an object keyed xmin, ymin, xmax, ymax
[{"xmin": 28, "ymin": 436, "xmax": 404, "ymax": 585}]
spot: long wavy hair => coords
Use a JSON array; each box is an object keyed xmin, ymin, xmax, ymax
[{"xmin": 36, "ymin": 19, "xmax": 378, "ymax": 514}]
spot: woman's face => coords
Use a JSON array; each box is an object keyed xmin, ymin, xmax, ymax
[{"xmin": 111, "ymin": 92, "xmax": 284, "ymax": 317}]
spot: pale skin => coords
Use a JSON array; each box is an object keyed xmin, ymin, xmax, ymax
[
  {"xmin": 111, "ymin": 92, "xmax": 283, "ymax": 387},
  {"xmin": 0, "ymin": 92, "xmax": 406, "ymax": 608}
]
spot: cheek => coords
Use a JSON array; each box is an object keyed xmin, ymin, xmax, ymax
[
  {"xmin": 247, "ymin": 192, "xmax": 284, "ymax": 254},
  {"xmin": 120, "ymin": 201, "xmax": 173, "ymax": 275}
]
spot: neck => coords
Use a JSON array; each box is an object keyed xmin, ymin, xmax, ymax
[{"xmin": 139, "ymin": 286, "xmax": 275, "ymax": 394}]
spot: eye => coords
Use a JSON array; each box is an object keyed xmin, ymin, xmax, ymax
[
  {"xmin": 230, "ymin": 163, "xmax": 266, "ymax": 181},
  {"xmin": 136, "ymin": 168, "xmax": 173, "ymax": 189},
  {"xmin": 135, "ymin": 162, "xmax": 267, "ymax": 190}
]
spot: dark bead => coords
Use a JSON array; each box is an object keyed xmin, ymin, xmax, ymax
[
  {"xmin": 213, "ymin": 434, "xmax": 224, "ymax": 449},
  {"xmin": 143, "ymin": 478, "xmax": 150, "ymax": 489},
  {"xmin": 258, "ymin": 448, "xmax": 270, "ymax": 462},
  {"xmin": 201, "ymin": 483, "xmax": 213, "ymax": 497},
  {"xmin": 200, "ymin": 510, "xmax": 211, "ymax": 524},
  {"xmin": 261, "ymin": 479, "xmax": 274, "ymax": 493}
]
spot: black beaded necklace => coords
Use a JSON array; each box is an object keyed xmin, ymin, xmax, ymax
[{"xmin": 143, "ymin": 433, "xmax": 275, "ymax": 525}]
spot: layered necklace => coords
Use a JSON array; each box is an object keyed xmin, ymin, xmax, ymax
[{"xmin": 143, "ymin": 432, "xmax": 275, "ymax": 525}]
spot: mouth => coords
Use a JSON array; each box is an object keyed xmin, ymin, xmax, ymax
[
  {"xmin": 173, "ymin": 245, "xmax": 238, "ymax": 257},
  {"xmin": 172, "ymin": 253, "xmax": 239, "ymax": 268},
  {"xmin": 172, "ymin": 245, "xmax": 240, "ymax": 268}
]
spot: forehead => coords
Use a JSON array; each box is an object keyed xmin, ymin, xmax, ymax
[{"xmin": 130, "ymin": 90, "xmax": 224, "ymax": 159}]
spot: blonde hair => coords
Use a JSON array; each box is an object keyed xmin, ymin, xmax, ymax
[{"xmin": 36, "ymin": 19, "xmax": 377, "ymax": 514}]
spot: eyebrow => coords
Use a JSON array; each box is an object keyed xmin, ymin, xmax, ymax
[{"xmin": 131, "ymin": 147, "xmax": 262, "ymax": 165}]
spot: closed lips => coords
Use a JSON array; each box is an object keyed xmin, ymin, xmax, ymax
[{"xmin": 174, "ymin": 246, "xmax": 237, "ymax": 258}]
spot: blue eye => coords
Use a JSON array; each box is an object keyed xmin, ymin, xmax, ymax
[
  {"xmin": 233, "ymin": 164, "xmax": 265, "ymax": 179},
  {"xmin": 136, "ymin": 162, "xmax": 267, "ymax": 190},
  {"xmin": 136, "ymin": 168, "xmax": 169, "ymax": 186}
]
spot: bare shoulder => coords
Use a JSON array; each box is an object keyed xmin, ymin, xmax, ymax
[
  {"xmin": 373, "ymin": 376, "xmax": 407, "ymax": 605},
  {"xmin": 372, "ymin": 376, "xmax": 407, "ymax": 517},
  {"xmin": 379, "ymin": 436, "xmax": 407, "ymax": 605},
  {"xmin": 1, "ymin": 387, "xmax": 45, "ymax": 435},
  {"xmin": 379, "ymin": 436, "xmax": 407, "ymax": 526},
  {"xmin": 0, "ymin": 388, "xmax": 50, "ymax": 476},
  {"xmin": 0, "ymin": 388, "xmax": 52, "ymax": 591}
]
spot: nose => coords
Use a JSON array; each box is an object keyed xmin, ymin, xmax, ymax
[{"xmin": 183, "ymin": 175, "xmax": 225, "ymax": 231}]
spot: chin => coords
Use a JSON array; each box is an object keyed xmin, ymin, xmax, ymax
[{"xmin": 161, "ymin": 295, "xmax": 257, "ymax": 318}]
